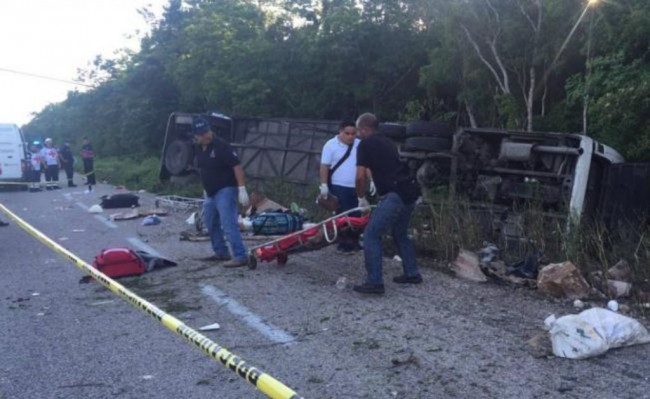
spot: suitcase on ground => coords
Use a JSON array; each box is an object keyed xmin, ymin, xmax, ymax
[
  {"xmin": 100, "ymin": 193, "xmax": 140, "ymax": 209},
  {"xmin": 92, "ymin": 247, "xmax": 147, "ymax": 278}
]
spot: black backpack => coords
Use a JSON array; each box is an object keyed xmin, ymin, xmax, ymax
[{"xmin": 100, "ymin": 193, "xmax": 140, "ymax": 209}]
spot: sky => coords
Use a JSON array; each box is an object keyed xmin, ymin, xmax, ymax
[{"xmin": 0, "ymin": 0, "xmax": 168, "ymax": 126}]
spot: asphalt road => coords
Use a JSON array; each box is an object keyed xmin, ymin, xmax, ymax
[{"xmin": 1, "ymin": 181, "xmax": 649, "ymax": 399}]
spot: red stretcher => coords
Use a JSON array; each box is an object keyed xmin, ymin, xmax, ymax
[{"xmin": 247, "ymin": 207, "xmax": 372, "ymax": 269}]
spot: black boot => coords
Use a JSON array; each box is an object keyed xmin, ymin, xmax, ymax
[{"xmin": 68, "ymin": 180, "xmax": 77, "ymax": 187}]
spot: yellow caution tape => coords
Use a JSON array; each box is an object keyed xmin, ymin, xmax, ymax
[{"xmin": 0, "ymin": 203, "xmax": 304, "ymax": 399}]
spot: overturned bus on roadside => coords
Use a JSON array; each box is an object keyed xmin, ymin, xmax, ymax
[{"xmin": 159, "ymin": 112, "xmax": 650, "ymax": 231}]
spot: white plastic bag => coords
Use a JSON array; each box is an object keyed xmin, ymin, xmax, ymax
[
  {"xmin": 546, "ymin": 308, "xmax": 650, "ymax": 359},
  {"xmin": 186, "ymin": 212, "xmax": 196, "ymax": 225}
]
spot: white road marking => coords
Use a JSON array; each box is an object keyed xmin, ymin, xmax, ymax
[
  {"xmin": 200, "ymin": 284, "xmax": 295, "ymax": 345},
  {"xmin": 127, "ymin": 237, "xmax": 162, "ymax": 257}
]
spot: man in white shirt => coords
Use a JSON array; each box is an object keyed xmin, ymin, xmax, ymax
[
  {"xmin": 40, "ymin": 138, "xmax": 61, "ymax": 190},
  {"xmin": 319, "ymin": 120, "xmax": 365, "ymax": 252}
]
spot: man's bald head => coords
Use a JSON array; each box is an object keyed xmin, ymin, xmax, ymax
[{"xmin": 356, "ymin": 113, "xmax": 379, "ymax": 139}]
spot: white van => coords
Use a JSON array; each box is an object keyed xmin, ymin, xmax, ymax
[{"xmin": 0, "ymin": 123, "xmax": 28, "ymax": 182}]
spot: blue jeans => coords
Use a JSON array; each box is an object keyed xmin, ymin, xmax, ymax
[
  {"xmin": 203, "ymin": 187, "xmax": 247, "ymax": 261},
  {"xmin": 363, "ymin": 192, "xmax": 419, "ymax": 284},
  {"xmin": 329, "ymin": 184, "xmax": 360, "ymax": 250}
]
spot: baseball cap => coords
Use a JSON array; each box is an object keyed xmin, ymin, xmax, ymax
[{"xmin": 192, "ymin": 117, "xmax": 211, "ymax": 135}]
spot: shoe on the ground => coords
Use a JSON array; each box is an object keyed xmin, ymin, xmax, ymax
[
  {"xmin": 52, "ymin": 186, "xmax": 61, "ymax": 190},
  {"xmin": 197, "ymin": 254, "xmax": 231, "ymax": 262},
  {"xmin": 223, "ymin": 258, "xmax": 249, "ymax": 268},
  {"xmin": 0, "ymin": 220, "xmax": 9, "ymax": 227},
  {"xmin": 353, "ymin": 283, "xmax": 385, "ymax": 294},
  {"xmin": 45, "ymin": 186, "xmax": 53, "ymax": 191},
  {"xmin": 68, "ymin": 184, "xmax": 77, "ymax": 188},
  {"xmin": 393, "ymin": 274, "xmax": 423, "ymax": 284}
]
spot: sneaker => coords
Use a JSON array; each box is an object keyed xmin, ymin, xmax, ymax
[
  {"xmin": 223, "ymin": 258, "xmax": 249, "ymax": 268},
  {"xmin": 45, "ymin": 186, "xmax": 53, "ymax": 191},
  {"xmin": 197, "ymin": 254, "xmax": 231, "ymax": 262},
  {"xmin": 52, "ymin": 186, "xmax": 61, "ymax": 190},
  {"xmin": 0, "ymin": 220, "xmax": 8, "ymax": 227},
  {"xmin": 352, "ymin": 283, "xmax": 385, "ymax": 294},
  {"xmin": 393, "ymin": 274, "xmax": 423, "ymax": 284}
]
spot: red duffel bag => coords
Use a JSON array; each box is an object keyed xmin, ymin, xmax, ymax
[{"xmin": 92, "ymin": 247, "xmax": 147, "ymax": 278}]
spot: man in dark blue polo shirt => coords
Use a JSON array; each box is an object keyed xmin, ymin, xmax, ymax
[
  {"xmin": 193, "ymin": 117, "xmax": 250, "ymax": 268},
  {"xmin": 354, "ymin": 113, "xmax": 423, "ymax": 294}
]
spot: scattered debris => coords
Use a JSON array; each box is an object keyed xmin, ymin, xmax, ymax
[
  {"xmin": 140, "ymin": 375, "xmax": 154, "ymax": 380},
  {"xmin": 508, "ymin": 251, "xmax": 543, "ymax": 279},
  {"xmin": 199, "ymin": 323, "xmax": 221, "ymax": 331},
  {"xmin": 451, "ymin": 249, "xmax": 487, "ymax": 283},
  {"xmin": 186, "ymin": 212, "xmax": 197, "ymax": 225},
  {"xmin": 527, "ymin": 331, "xmax": 553, "ymax": 358},
  {"xmin": 545, "ymin": 308, "xmax": 650, "ymax": 359},
  {"xmin": 607, "ymin": 300, "xmax": 619, "ymax": 312},
  {"xmin": 139, "ymin": 208, "xmax": 168, "ymax": 217},
  {"xmin": 89, "ymin": 300, "xmax": 115, "ymax": 306},
  {"xmin": 37, "ymin": 312, "xmax": 45, "ymax": 316},
  {"xmin": 141, "ymin": 215, "xmax": 162, "ymax": 226},
  {"xmin": 393, "ymin": 255, "xmax": 402, "ymax": 262},
  {"xmin": 246, "ymin": 192, "xmax": 288, "ymax": 216},
  {"xmin": 573, "ymin": 299, "xmax": 585, "ymax": 309},
  {"xmin": 88, "ymin": 204, "xmax": 103, "ymax": 214},
  {"xmin": 72, "ymin": 229, "xmax": 85, "ymax": 233},
  {"xmin": 31, "ymin": 292, "xmax": 40, "ymax": 297},
  {"xmin": 537, "ymin": 261, "xmax": 590, "ymax": 299},
  {"xmin": 336, "ymin": 276, "xmax": 347, "ymax": 290},
  {"xmin": 155, "ymin": 195, "xmax": 204, "ymax": 211},
  {"xmin": 179, "ymin": 230, "xmax": 210, "ymax": 241},
  {"xmin": 110, "ymin": 209, "xmax": 139, "ymax": 221},
  {"xmin": 390, "ymin": 351, "xmax": 420, "ymax": 368},
  {"xmin": 607, "ymin": 279, "xmax": 632, "ymax": 298},
  {"xmin": 607, "ymin": 260, "xmax": 632, "ymax": 283},
  {"xmin": 58, "ymin": 237, "xmax": 69, "ymax": 242}
]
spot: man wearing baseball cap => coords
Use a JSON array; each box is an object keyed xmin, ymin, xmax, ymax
[{"xmin": 193, "ymin": 116, "xmax": 251, "ymax": 268}]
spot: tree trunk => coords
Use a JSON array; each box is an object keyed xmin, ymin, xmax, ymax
[
  {"xmin": 527, "ymin": 66, "xmax": 535, "ymax": 131},
  {"xmin": 466, "ymin": 102, "xmax": 478, "ymax": 128}
]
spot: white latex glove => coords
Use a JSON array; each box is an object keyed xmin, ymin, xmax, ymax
[
  {"xmin": 368, "ymin": 180, "xmax": 377, "ymax": 196},
  {"xmin": 319, "ymin": 183, "xmax": 329, "ymax": 199},
  {"xmin": 358, "ymin": 197, "xmax": 370, "ymax": 213},
  {"xmin": 238, "ymin": 186, "xmax": 250, "ymax": 207}
]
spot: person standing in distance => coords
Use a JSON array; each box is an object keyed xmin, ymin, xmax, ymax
[
  {"xmin": 193, "ymin": 117, "xmax": 251, "ymax": 268},
  {"xmin": 354, "ymin": 113, "xmax": 423, "ymax": 294},
  {"xmin": 59, "ymin": 142, "xmax": 77, "ymax": 188},
  {"xmin": 80, "ymin": 137, "xmax": 96, "ymax": 190},
  {"xmin": 319, "ymin": 120, "xmax": 365, "ymax": 252},
  {"xmin": 40, "ymin": 138, "xmax": 61, "ymax": 190}
]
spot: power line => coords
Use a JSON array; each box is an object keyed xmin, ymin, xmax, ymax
[{"xmin": 0, "ymin": 66, "xmax": 94, "ymax": 88}]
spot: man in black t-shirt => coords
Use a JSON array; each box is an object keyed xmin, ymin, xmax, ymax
[
  {"xmin": 193, "ymin": 117, "xmax": 251, "ymax": 268},
  {"xmin": 354, "ymin": 113, "xmax": 423, "ymax": 294}
]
